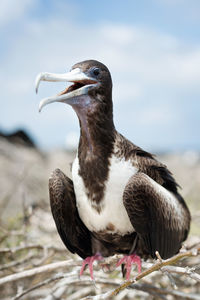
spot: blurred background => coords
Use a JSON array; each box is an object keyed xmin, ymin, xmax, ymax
[
  {"xmin": 1, "ymin": 0, "xmax": 200, "ymax": 151},
  {"xmin": 0, "ymin": 1, "xmax": 200, "ymax": 299}
]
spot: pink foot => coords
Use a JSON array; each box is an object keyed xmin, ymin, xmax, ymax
[
  {"xmin": 80, "ymin": 253, "xmax": 103, "ymax": 280},
  {"xmin": 116, "ymin": 254, "xmax": 142, "ymax": 280}
]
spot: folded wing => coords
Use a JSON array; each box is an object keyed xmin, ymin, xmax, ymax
[
  {"xmin": 123, "ymin": 171, "xmax": 190, "ymax": 259},
  {"xmin": 49, "ymin": 168, "xmax": 92, "ymax": 258}
]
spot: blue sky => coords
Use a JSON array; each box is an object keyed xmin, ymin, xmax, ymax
[{"xmin": 1, "ymin": 0, "xmax": 200, "ymax": 151}]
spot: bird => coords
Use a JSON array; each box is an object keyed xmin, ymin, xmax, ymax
[{"xmin": 35, "ymin": 59, "xmax": 191, "ymax": 280}]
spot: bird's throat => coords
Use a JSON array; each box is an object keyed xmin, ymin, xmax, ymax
[
  {"xmin": 72, "ymin": 105, "xmax": 94, "ymax": 154},
  {"xmin": 78, "ymin": 111, "xmax": 93, "ymax": 153}
]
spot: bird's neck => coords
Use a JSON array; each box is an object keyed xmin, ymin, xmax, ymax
[
  {"xmin": 73, "ymin": 101, "xmax": 115, "ymax": 156},
  {"xmin": 75, "ymin": 106, "xmax": 115, "ymax": 208},
  {"xmin": 79, "ymin": 113, "xmax": 115, "ymax": 155}
]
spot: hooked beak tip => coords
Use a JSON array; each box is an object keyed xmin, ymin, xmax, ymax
[
  {"xmin": 35, "ymin": 79, "xmax": 40, "ymax": 94},
  {"xmin": 38, "ymin": 103, "xmax": 43, "ymax": 113},
  {"xmin": 35, "ymin": 73, "xmax": 43, "ymax": 94}
]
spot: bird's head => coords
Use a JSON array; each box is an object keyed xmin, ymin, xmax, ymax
[{"xmin": 36, "ymin": 60, "xmax": 113, "ymax": 116}]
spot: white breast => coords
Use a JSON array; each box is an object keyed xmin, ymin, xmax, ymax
[{"xmin": 72, "ymin": 155, "xmax": 138, "ymax": 235}]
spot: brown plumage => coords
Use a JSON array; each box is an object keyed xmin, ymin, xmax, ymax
[
  {"xmin": 36, "ymin": 59, "xmax": 191, "ymax": 277},
  {"xmin": 49, "ymin": 169, "xmax": 92, "ymax": 258}
]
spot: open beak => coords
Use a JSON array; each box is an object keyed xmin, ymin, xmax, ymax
[{"xmin": 35, "ymin": 68, "xmax": 98, "ymax": 112}]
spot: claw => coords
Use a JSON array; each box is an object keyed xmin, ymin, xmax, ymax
[
  {"xmin": 116, "ymin": 254, "xmax": 142, "ymax": 280},
  {"xmin": 80, "ymin": 253, "xmax": 103, "ymax": 280}
]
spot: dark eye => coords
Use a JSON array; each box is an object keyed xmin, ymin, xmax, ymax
[{"xmin": 92, "ymin": 67, "xmax": 100, "ymax": 77}]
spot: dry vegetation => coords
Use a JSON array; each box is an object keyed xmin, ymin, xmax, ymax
[{"xmin": 0, "ymin": 137, "xmax": 200, "ymax": 299}]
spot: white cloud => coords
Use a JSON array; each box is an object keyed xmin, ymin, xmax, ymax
[
  {"xmin": 139, "ymin": 107, "xmax": 175, "ymax": 126},
  {"xmin": 0, "ymin": 0, "xmax": 35, "ymax": 27},
  {"xmin": 100, "ymin": 24, "xmax": 135, "ymax": 46}
]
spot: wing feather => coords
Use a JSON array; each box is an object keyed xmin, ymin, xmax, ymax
[
  {"xmin": 123, "ymin": 173, "xmax": 190, "ymax": 259},
  {"xmin": 49, "ymin": 168, "xmax": 92, "ymax": 258}
]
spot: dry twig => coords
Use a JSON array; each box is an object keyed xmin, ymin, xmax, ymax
[
  {"xmin": 111, "ymin": 247, "xmax": 200, "ymax": 296},
  {"xmin": 1, "ymin": 246, "xmax": 200, "ymax": 299}
]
